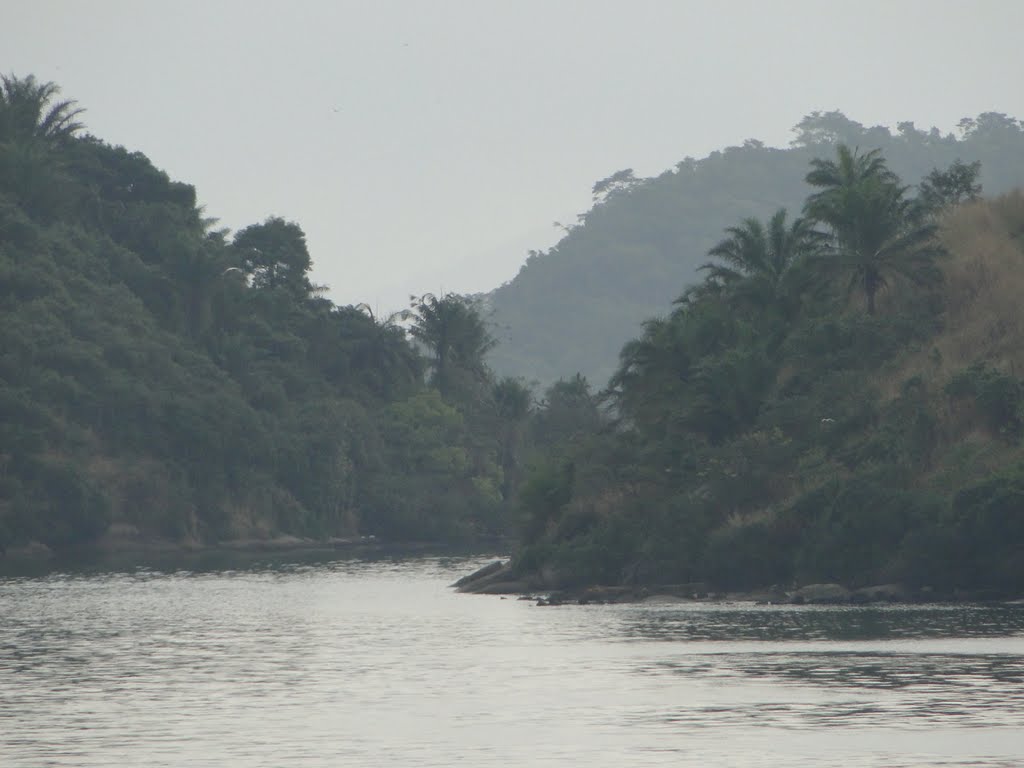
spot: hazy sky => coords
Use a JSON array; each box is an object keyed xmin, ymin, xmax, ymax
[{"xmin": 5, "ymin": 1, "xmax": 1023, "ymax": 312}]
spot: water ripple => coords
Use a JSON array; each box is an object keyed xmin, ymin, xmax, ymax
[{"xmin": 1, "ymin": 557, "xmax": 1023, "ymax": 767}]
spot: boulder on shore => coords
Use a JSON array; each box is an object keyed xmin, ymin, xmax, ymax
[{"xmin": 452, "ymin": 561, "xmax": 513, "ymax": 592}]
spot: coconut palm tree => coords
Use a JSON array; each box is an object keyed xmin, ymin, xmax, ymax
[
  {"xmin": 804, "ymin": 145, "xmax": 944, "ymax": 314},
  {"xmin": 699, "ymin": 208, "xmax": 825, "ymax": 319},
  {"xmin": 0, "ymin": 74, "xmax": 85, "ymax": 144}
]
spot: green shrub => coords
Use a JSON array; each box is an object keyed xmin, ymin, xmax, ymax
[{"xmin": 947, "ymin": 363, "xmax": 1023, "ymax": 438}]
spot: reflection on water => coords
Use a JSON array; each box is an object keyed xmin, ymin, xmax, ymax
[
  {"xmin": 638, "ymin": 652, "xmax": 1024, "ymax": 730},
  {"xmin": 1, "ymin": 557, "xmax": 1023, "ymax": 767}
]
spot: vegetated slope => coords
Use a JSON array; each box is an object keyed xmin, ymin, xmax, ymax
[
  {"xmin": 488, "ymin": 112, "xmax": 1024, "ymax": 386},
  {"xmin": 513, "ymin": 180, "xmax": 1024, "ymax": 596},
  {"xmin": 0, "ymin": 76, "xmax": 529, "ymax": 558}
]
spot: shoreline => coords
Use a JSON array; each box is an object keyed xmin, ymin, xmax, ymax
[
  {"xmin": 453, "ymin": 560, "xmax": 1024, "ymax": 606},
  {"xmin": 0, "ymin": 533, "xmax": 507, "ymax": 576}
]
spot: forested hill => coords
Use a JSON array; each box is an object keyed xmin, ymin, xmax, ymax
[
  {"xmin": 0, "ymin": 75, "xmax": 535, "ymax": 558},
  {"xmin": 510, "ymin": 145, "xmax": 1024, "ymax": 596},
  {"xmin": 487, "ymin": 111, "xmax": 1024, "ymax": 385}
]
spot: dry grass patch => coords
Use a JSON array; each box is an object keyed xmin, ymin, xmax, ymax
[
  {"xmin": 936, "ymin": 192, "xmax": 1024, "ymax": 375},
  {"xmin": 864, "ymin": 192, "xmax": 1024, "ymax": 461},
  {"xmin": 879, "ymin": 193, "xmax": 1024, "ymax": 399}
]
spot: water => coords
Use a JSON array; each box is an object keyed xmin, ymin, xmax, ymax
[{"xmin": 2, "ymin": 555, "xmax": 1023, "ymax": 767}]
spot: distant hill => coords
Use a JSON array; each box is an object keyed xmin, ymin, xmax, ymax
[{"xmin": 487, "ymin": 111, "xmax": 1024, "ymax": 386}]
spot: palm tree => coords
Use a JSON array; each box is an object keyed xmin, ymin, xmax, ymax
[
  {"xmin": 0, "ymin": 74, "xmax": 85, "ymax": 144},
  {"xmin": 804, "ymin": 145, "xmax": 944, "ymax": 314},
  {"xmin": 805, "ymin": 146, "xmax": 899, "ymax": 210},
  {"xmin": 0, "ymin": 75, "xmax": 85, "ymax": 216},
  {"xmin": 409, "ymin": 293, "xmax": 496, "ymax": 400},
  {"xmin": 699, "ymin": 208, "xmax": 824, "ymax": 319}
]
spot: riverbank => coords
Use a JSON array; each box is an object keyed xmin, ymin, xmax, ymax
[
  {"xmin": 0, "ymin": 527, "xmax": 508, "ymax": 576},
  {"xmin": 453, "ymin": 561, "xmax": 1024, "ymax": 605}
]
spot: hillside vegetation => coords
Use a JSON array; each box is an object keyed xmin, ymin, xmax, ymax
[
  {"xmin": 0, "ymin": 75, "xmax": 532, "ymax": 557},
  {"xmin": 512, "ymin": 150, "xmax": 1024, "ymax": 596},
  {"xmin": 488, "ymin": 111, "xmax": 1024, "ymax": 386},
  {"xmin": 5, "ymin": 73, "xmax": 1024, "ymax": 596}
]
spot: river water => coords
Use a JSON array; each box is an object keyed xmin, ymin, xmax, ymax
[{"xmin": 1, "ymin": 554, "xmax": 1023, "ymax": 767}]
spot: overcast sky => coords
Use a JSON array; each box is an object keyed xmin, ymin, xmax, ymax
[{"xmin": 5, "ymin": 1, "xmax": 1023, "ymax": 312}]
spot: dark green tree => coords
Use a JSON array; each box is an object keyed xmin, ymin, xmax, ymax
[
  {"xmin": 233, "ymin": 217, "xmax": 314, "ymax": 297},
  {"xmin": 805, "ymin": 145, "xmax": 944, "ymax": 315},
  {"xmin": 0, "ymin": 75, "xmax": 86, "ymax": 218},
  {"xmin": 409, "ymin": 293, "xmax": 496, "ymax": 400},
  {"xmin": 699, "ymin": 208, "xmax": 824, "ymax": 319}
]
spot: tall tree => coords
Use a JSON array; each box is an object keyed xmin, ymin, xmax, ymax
[
  {"xmin": 699, "ymin": 208, "xmax": 824, "ymax": 319},
  {"xmin": 408, "ymin": 293, "xmax": 496, "ymax": 401},
  {"xmin": 0, "ymin": 75, "xmax": 85, "ymax": 217},
  {"xmin": 805, "ymin": 145, "xmax": 944, "ymax": 314},
  {"xmin": 233, "ymin": 217, "xmax": 313, "ymax": 298}
]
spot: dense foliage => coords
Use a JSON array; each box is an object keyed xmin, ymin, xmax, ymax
[
  {"xmin": 5, "ymin": 75, "xmax": 1024, "ymax": 598},
  {"xmin": 0, "ymin": 76, "xmax": 532, "ymax": 554},
  {"xmin": 514, "ymin": 147, "xmax": 1024, "ymax": 595},
  {"xmin": 488, "ymin": 111, "xmax": 1024, "ymax": 385}
]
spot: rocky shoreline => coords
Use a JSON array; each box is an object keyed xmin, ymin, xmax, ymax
[{"xmin": 453, "ymin": 560, "xmax": 1024, "ymax": 606}]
